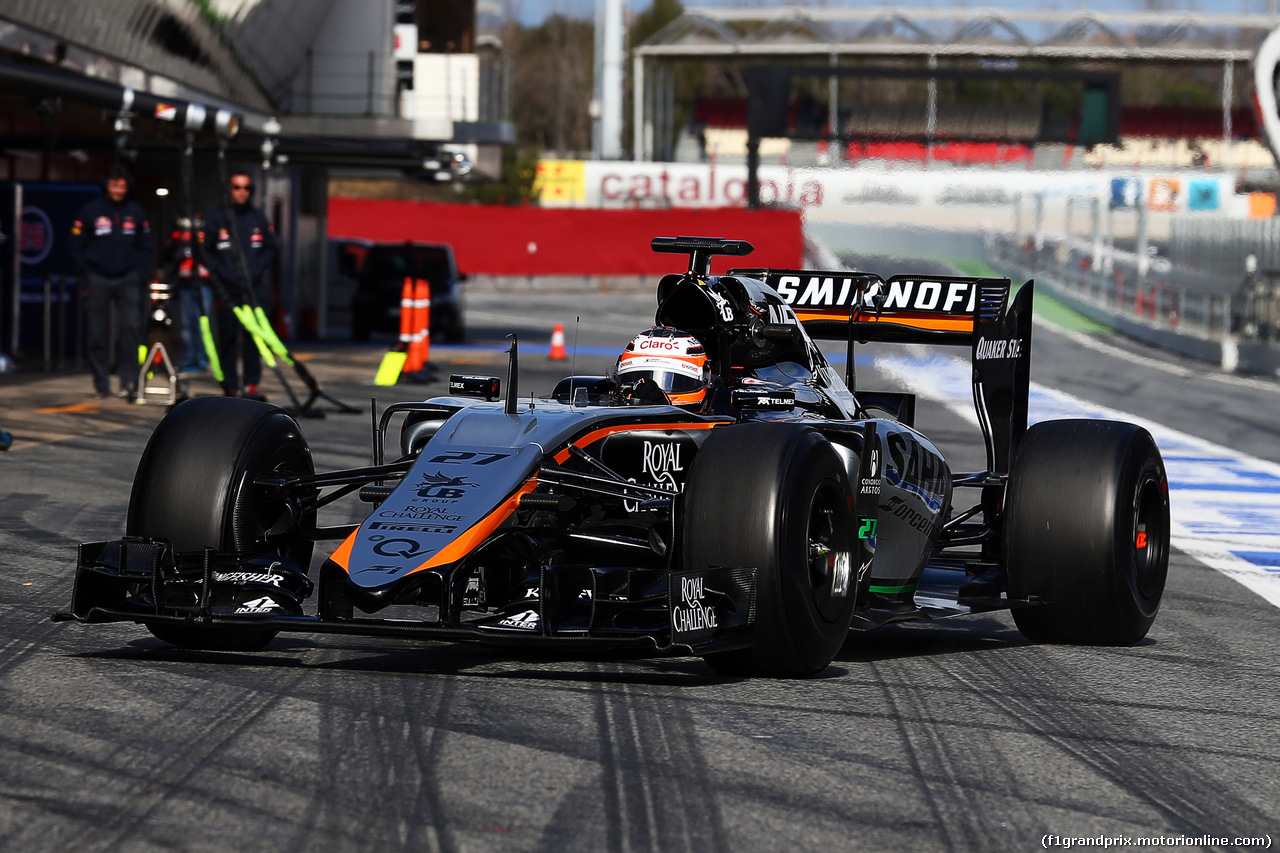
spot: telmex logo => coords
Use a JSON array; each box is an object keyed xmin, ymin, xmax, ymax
[{"xmin": 773, "ymin": 275, "xmax": 977, "ymax": 314}]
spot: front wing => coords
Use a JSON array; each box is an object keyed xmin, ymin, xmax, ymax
[{"xmin": 54, "ymin": 538, "xmax": 759, "ymax": 655}]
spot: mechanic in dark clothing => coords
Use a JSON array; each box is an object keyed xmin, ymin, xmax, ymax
[
  {"xmin": 201, "ymin": 171, "xmax": 277, "ymax": 398},
  {"xmin": 70, "ymin": 166, "xmax": 153, "ymax": 399}
]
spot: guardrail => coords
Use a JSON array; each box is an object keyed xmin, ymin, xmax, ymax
[
  {"xmin": 987, "ymin": 233, "xmax": 1280, "ymax": 377},
  {"xmin": 989, "ymin": 233, "xmax": 1234, "ymax": 341}
]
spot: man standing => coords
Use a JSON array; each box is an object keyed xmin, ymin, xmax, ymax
[
  {"xmin": 202, "ymin": 170, "xmax": 277, "ymax": 398},
  {"xmin": 70, "ymin": 166, "xmax": 152, "ymax": 399}
]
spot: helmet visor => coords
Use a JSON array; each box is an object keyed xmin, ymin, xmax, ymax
[{"xmin": 620, "ymin": 368, "xmax": 706, "ymax": 394}]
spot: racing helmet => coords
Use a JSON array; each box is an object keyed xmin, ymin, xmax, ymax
[{"xmin": 616, "ymin": 326, "xmax": 710, "ymax": 409}]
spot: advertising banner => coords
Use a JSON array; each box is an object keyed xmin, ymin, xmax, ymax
[
  {"xmin": 1110, "ymin": 176, "xmax": 1142, "ymax": 209},
  {"xmin": 538, "ymin": 160, "xmax": 1111, "ymax": 215},
  {"xmin": 16, "ymin": 182, "xmax": 99, "ymax": 357},
  {"xmin": 533, "ymin": 160, "xmax": 586, "ymax": 206},
  {"xmin": 1187, "ymin": 179, "xmax": 1221, "ymax": 211},
  {"xmin": 1248, "ymin": 192, "xmax": 1277, "ymax": 219},
  {"xmin": 1148, "ymin": 178, "xmax": 1182, "ymax": 212}
]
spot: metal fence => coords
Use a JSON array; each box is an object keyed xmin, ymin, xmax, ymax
[
  {"xmin": 988, "ymin": 233, "xmax": 1235, "ymax": 341},
  {"xmin": 1170, "ymin": 216, "xmax": 1280, "ymax": 281}
]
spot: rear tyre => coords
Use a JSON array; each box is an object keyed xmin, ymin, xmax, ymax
[
  {"xmin": 127, "ymin": 397, "xmax": 316, "ymax": 650},
  {"xmin": 1005, "ymin": 419, "xmax": 1169, "ymax": 645},
  {"xmin": 684, "ymin": 423, "xmax": 856, "ymax": 677}
]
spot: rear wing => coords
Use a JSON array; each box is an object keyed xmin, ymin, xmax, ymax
[
  {"xmin": 728, "ymin": 268, "xmax": 1008, "ymax": 345},
  {"xmin": 730, "ymin": 266, "xmax": 1033, "ymax": 475}
]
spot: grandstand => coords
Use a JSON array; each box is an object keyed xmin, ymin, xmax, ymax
[
  {"xmin": 637, "ymin": 6, "xmax": 1280, "ymax": 173},
  {"xmin": 686, "ymin": 98, "xmax": 1274, "ymax": 170}
]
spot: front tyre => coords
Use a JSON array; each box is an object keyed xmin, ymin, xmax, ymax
[
  {"xmin": 127, "ymin": 397, "xmax": 316, "ymax": 650},
  {"xmin": 1005, "ymin": 419, "xmax": 1169, "ymax": 645},
  {"xmin": 684, "ymin": 423, "xmax": 857, "ymax": 677}
]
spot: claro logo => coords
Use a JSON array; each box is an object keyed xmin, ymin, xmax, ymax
[{"xmin": 637, "ymin": 338, "xmax": 682, "ymax": 351}]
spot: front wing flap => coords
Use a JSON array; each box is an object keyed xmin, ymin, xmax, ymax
[
  {"xmin": 64, "ymin": 539, "xmax": 313, "ymax": 622},
  {"xmin": 56, "ymin": 539, "xmax": 758, "ymax": 655}
]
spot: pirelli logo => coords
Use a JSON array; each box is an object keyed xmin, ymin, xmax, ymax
[{"xmin": 769, "ymin": 273, "xmax": 979, "ymax": 315}]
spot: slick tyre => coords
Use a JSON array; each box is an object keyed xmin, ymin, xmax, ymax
[
  {"xmin": 684, "ymin": 423, "xmax": 856, "ymax": 677},
  {"xmin": 127, "ymin": 397, "xmax": 316, "ymax": 651},
  {"xmin": 1005, "ymin": 419, "xmax": 1169, "ymax": 645}
]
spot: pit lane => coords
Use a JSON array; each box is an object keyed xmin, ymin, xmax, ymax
[{"xmin": 1, "ymin": 287, "xmax": 1278, "ymax": 851}]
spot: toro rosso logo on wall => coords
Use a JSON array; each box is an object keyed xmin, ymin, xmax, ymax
[
  {"xmin": 20, "ymin": 207, "xmax": 55, "ymax": 264},
  {"xmin": 773, "ymin": 274, "xmax": 978, "ymax": 314}
]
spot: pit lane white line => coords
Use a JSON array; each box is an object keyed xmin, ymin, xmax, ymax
[{"xmin": 876, "ymin": 347, "xmax": 1280, "ymax": 610}]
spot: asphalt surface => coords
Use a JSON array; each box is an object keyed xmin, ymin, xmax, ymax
[{"xmin": 1, "ymin": 288, "xmax": 1278, "ymax": 852}]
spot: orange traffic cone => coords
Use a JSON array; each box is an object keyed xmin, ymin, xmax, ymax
[
  {"xmin": 419, "ymin": 287, "xmax": 432, "ymax": 365},
  {"xmin": 549, "ymin": 322, "xmax": 567, "ymax": 360},
  {"xmin": 405, "ymin": 278, "xmax": 430, "ymax": 374},
  {"xmin": 397, "ymin": 276, "xmax": 414, "ymax": 350}
]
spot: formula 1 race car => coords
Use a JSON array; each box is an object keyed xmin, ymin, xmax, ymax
[{"xmin": 56, "ymin": 236, "xmax": 1170, "ymax": 677}]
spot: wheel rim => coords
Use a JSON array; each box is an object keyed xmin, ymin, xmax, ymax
[
  {"xmin": 1131, "ymin": 472, "xmax": 1167, "ymax": 600},
  {"xmin": 235, "ymin": 452, "xmax": 313, "ymax": 560},
  {"xmin": 806, "ymin": 480, "xmax": 852, "ymax": 622}
]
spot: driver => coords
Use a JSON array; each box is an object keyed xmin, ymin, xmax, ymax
[{"xmin": 615, "ymin": 326, "xmax": 710, "ymax": 410}]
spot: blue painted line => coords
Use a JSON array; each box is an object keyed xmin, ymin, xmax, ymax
[
  {"xmin": 1229, "ymin": 551, "xmax": 1280, "ymax": 567},
  {"xmin": 1168, "ymin": 483, "xmax": 1280, "ymax": 494},
  {"xmin": 1231, "ymin": 470, "xmax": 1280, "ymax": 481}
]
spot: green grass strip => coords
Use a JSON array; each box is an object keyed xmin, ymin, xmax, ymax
[{"xmin": 950, "ymin": 258, "xmax": 1112, "ymax": 333}]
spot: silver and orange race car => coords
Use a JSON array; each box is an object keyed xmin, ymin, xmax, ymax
[{"xmin": 56, "ymin": 237, "xmax": 1169, "ymax": 677}]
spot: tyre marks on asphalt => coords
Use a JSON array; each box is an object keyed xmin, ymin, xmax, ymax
[
  {"xmin": 0, "ymin": 657, "xmax": 312, "ymax": 853},
  {"xmin": 948, "ymin": 649, "xmax": 1279, "ymax": 837},
  {"xmin": 848, "ymin": 631, "xmax": 1278, "ymax": 845},
  {"xmin": 868, "ymin": 656, "xmax": 1021, "ymax": 850},
  {"xmin": 295, "ymin": 670, "xmax": 456, "ymax": 853},
  {"xmin": 589, "ymin": 665, "xmax": 730, "ymax": 853}
]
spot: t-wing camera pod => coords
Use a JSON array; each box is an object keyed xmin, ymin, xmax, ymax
[{"xmin": 650, "ymin": 236, "xmax": 755, "ymax": 278}]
